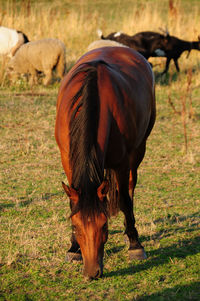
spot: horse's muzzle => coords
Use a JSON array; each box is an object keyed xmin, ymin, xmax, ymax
[{"xmin": 83, "ymin": 262, "xmax": 103, "ymax": 280}]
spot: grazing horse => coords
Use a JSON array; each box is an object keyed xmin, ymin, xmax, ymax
[{"xmin": 55, "ymin": 47, "xmax": 156, "ymax": 279}]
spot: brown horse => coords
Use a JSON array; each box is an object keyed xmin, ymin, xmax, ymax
[{"xmin": 55, "ymin": 47, "xmax": 156, "ymax": 279}]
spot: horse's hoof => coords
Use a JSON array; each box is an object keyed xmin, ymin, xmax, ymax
[
  {"xmin": 65, "ymin": 252, "xmax": 82, "ymax": 262},
  {"xmin": 129, "ymin": 248, "xmax": 147, "ymax": 261}
]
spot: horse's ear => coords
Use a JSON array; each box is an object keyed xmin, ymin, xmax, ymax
[
  {"xmin": 62, "ymin": 181, "xmax": 70, "ymax": 195},
  {"xmin": 62, "ymin": 182, "xmax": 79, "ymax": 204},
  {"xmin": 97, "ymin": 180, "xmax": 109, "ymax": 201}
]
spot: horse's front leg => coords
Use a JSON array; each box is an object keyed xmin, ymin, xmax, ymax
[
  {"xmin": 66, "ymin": 227, "xmax": 82, "ymax": 262},
  {"xmin": 115, "ymin": 160, "xmax": 147, "ymax": 260},
  {"xmin": 59, "ymin": 154, "xmax": 82, "ymax": 262}
]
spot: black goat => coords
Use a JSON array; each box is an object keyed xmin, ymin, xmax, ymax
[
  {"xmin": 158, "ymin": 34, "xmax": 200, "ymax": 73},
  {"xmin": 98, "ymin": 30, "xmax": 200, "ymax": 74}
]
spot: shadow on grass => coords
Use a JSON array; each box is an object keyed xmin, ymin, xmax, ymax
[
  {"xmin": 109, "ymin": 229, "xmax": 123, "ymax": 235},
  {"xmin": 0, "ymin": 192, "xmax": 63, "ymax": 211},
  {"xmin": 0, "ymin": 202, "xmax": 15, "ymax": 210},
  {"xmin": 141, "ymin": 211, "xmax": 200, "ymax": 242},
  {"xmin": 153, "ymin": 211, "xmax": 200, "ymax": 225},
  {"xmin": 41, "ymin": 192, "xmax": 63, "ymax": 201},
  {"xmin": 154, "ymin": 71, "xmax": 179, "ymax": 86},
  {"xmin": 104, "ymin": 211, "xmax": 199, "ymax": 265},
  {"xmin": 137, "ymin": 281, "xmax": 200, "ymax": 301},
  {"xmin": 154, "ymin": 62, "xmax": 200, "ymax": 86},
  {"xmin": 106, "ymin": 245, "xmax": 125, "ymax": 256},
  {"xmin": 104, "ymin": 211, "xmax": 200, "ymax": 277},
  {"xmin": 104, "ymin": 235, "xmax": 200, "ymax": 278},
  {"xmin": 0, "ymin": 197, "xmax": 33, "ymax": 210}
]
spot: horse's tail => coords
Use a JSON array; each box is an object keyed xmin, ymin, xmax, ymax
[
  {"xmin": 106, "ymin": 169, "xmax": 120, "ymax": 217},
  {"xmin": 56, "ymin": 44, "xmax": 66, "ymax": 78}
]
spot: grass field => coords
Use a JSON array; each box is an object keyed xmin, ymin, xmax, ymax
[{"xmin": 0, "ymin": 0, "xmax": 200, "ymax": 300}]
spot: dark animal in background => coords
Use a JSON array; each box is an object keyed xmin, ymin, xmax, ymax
[
  {"xmin": 98, "ymin": 30, "xmax": 200, "ymax": 74},
  {"xmin": 55, "ymin": 47, "xmax": 156, "ymax": 279},
  {"xmin": 98, "ymin": 30, "xmax": 167, "ymax": 60},
  {"xmin": 158, "ymin": 34, "xmax": 200, "ymax": 74}
]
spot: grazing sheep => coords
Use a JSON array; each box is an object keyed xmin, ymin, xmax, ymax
[
  {"xmin": 0, "ymin": 26, "xmax": 29, "ymax": 57},
  {"xmin": 7, "ymin": 38, "xmax": 66, "ymax": 85},
  {"xmin": 87, "ymin": 39, "xmax": 128, "ymax": 51}
]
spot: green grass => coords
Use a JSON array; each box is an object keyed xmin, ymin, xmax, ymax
[
  {"xmin": 1, "ymin": 69, "xmax": 200, "ymax": 301},
  {"xmin": 0, "ymin": 0, "xmax": 200, "ymax": 300}
]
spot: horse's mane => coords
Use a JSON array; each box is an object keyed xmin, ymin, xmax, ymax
[{"xmin": 68, "ymin": 62, "xmax": 106, "ymax": 220}]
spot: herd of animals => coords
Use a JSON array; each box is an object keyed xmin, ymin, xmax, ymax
[{"xmin": 0, "ymin": 25, "xmax": 200, "ymax": 85}]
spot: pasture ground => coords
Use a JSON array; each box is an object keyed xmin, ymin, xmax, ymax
[{"xmin": 0, "ymin": 0, "xmax": 200, "ymax": 300}]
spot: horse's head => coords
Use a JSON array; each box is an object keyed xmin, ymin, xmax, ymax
[{"xmin": 62, "ymin": 180, "xmax": 109, "ymax": 279}]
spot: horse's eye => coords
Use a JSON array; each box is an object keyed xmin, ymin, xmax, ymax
[
  {"xmin": 72, "ymin": 225, "xmax": 79, "ymax": 232},
  {"xmin": 72, "ymin": 225, "xmax": 82, "ymax": 237},
  {"xmin": 72, "ymin": 225, "xmax": 76, "ymax": 233}
]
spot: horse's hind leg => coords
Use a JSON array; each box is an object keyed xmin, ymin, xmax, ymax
[
  {"xmin": 116, "ymin": 153, "xmax": 147, "ymax": 260},
  {"xmin": 128, "ymin": 142, "xmax": 148, "ymax": 260}
]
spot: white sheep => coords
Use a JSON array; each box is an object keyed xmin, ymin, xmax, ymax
[
  {"xmin": 87, "ymin": 39, "xmax": 128, "ymax": 51},
  {"xmin": 7, "ymin": 38, "xmax": 66, "ymax": 85},
  {"xmin": 0, "ymin": 26, "xmax": 29, "ymax": 57}
]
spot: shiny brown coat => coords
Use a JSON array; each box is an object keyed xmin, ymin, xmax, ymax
[{"xmin": 55, "ymin": 47, "xmax": 156, "ymax": 279}]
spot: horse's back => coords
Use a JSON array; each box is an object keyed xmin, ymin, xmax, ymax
[
  {"xmin": 81, "ymin": 47, "xmax": 155, "ymax": 148},
  {"xmin": 56, "ymin": 47, "xmax": 155, "ymax": 173},
  {"xmin": 57, "ymin": 47, "xmax": 154, "ymax": 117},
  {"xmin": 62, "ymin": 47, "xmax": 154, "ymax": 88}
]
